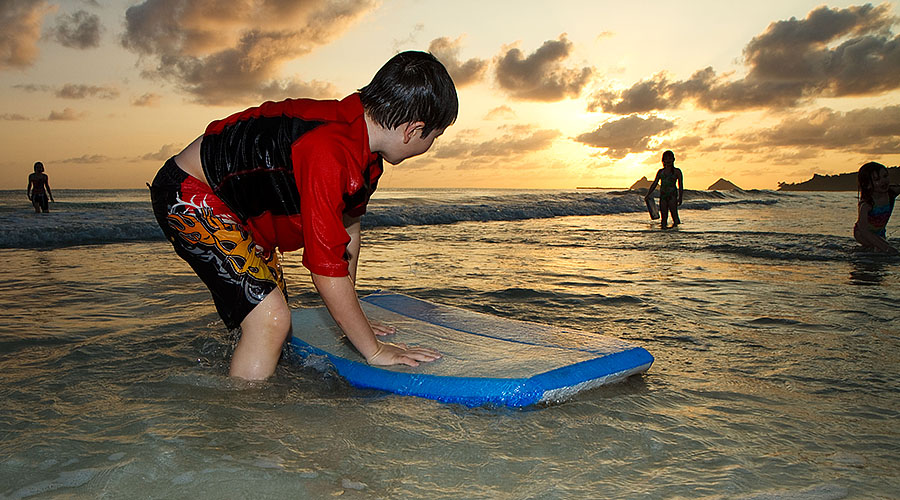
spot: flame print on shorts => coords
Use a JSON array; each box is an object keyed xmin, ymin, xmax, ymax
[{"xmin": 166, "ymin": 194, "xmax": 283, "ymax": 297}]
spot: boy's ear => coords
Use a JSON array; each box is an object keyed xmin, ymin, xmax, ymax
[{"xmin": 402, "ymin": 121, "xmax": 426, "ymax": 143}]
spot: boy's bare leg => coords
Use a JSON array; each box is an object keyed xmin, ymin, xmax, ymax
[{"xmin": 230, "ymin": 289, "xmax": 291, "ymax": 380}]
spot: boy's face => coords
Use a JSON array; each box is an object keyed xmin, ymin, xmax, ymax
[{"xmin": 382, "ymin": 122, "xmax": 445, "ymax": 165}]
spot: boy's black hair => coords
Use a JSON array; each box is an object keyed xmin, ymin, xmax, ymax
[
  {"xmin": 857, "ymin": 161, "xmax": 886, "ymax": 206},
  {"xmin": 359, "ymin": 51, "xmax": 458, "ymax": 138},
  {"xmin": 662, "ymin": 150, "xmax": 675, "ymax": 163}
]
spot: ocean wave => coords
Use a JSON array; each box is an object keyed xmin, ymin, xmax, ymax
[
  {"xmin": 0, "ymin": 208, "xmax": 163, "ymax": 248},
  {"xmin": 0, "ymin": 189, "xmax": 780, "ymax": 249},
  {"xmin": 362, "ymin": 189, "xmax": 776, "ymax": 228}
]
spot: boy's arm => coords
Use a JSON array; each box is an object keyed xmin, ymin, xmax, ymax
[
  {"xmin": 26, "ymin": 177, "xmax": 32, "ymax": 199},
  {"xmin": 343, "ymin": 215, "xmax": 361, "ymax": 284},
  {"xmin": 46, "ymin": 178, "xmax": 53, "ymax": 201},
  {"xmin": 677, "ymin": 169, "xmax": 684, "ymax": 205},
  {"xmin": 311, "ymin": 273, "xmax": 441, "ymax": 366},
  {"xmin": 342, "ymin": 215, "xmax": 393, "ymax": 336}
]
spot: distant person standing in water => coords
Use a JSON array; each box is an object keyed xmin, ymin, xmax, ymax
[
  {"xmin": 27, "ymin": 161, "xmax": 54, "ymax": 213},
  {"xmin": 853, "ymin": 161, "xmax": 899, "ymax": 254},
  {"xmin": 645, "ymin": 150, "xmax": 683, "ymax": 228}
]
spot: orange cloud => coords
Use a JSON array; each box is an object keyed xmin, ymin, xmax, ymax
[
  {"xmin": 0, "ymin": 0, "xmax": 56, "ymax": 69},
  {"xmin": 120, "ymin": 0, "xmax": 376, "ymax": 104}
]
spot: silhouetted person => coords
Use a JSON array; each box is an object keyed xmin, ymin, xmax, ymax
[
  {"xmin": 645, "ymin": 150, "xmax": 683, "ymax": 228},
  {"xmin": 853, "ymin": 161, "xmax": 898, "ymax": 253},
  {"xmin": 27, "ymin": 161, "xmax": 54, "ymax": 213}
]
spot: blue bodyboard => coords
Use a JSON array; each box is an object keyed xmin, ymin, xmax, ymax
[{"xmin": 289, "ymin": 292, "xmax": 653, "ymax": 407}]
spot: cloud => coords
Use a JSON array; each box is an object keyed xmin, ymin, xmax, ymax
[
  {"xmin": 141, "ymin": 143, "xmax": 182, "ymax": 161},
  {"xmin": 0, "ymin": 0, "xmax": 56, "ymax": 69},
  {"xmin": 588, "ymin": 73, "xmax": 680, "ymax": 114},
  {"xmin": 434, "ymin": 125, "xmax": 561, "ymax": 160},
  {"xmin": 257, "ymin": 78, "xmax": 338, "ymax": 102},
  {"xmin": 593, "ymin": 4, "xmax": 900, "ymax": 113},
  {"xmin": 13, "ymin": 83, "xmax": 50, "ymax": 94},
  {"xmin": 664, "ymin": 135, "xmax": 704, "ymax": 150},
  {"xmin": 428, "ymin": 36, "xmax": 488, "ymax": 87},
  {"xmin": 484, "ymin": 105, "xmax": 516, "ymax": 120},
  {"xmin": 59, "ymin": 153, "xmax": 110, "ymax": 164},
  {"xmin": 575, "ymin": 114, "xmax": 675, "ymax": 158},
  {"xmin": 132, "ymin": 92, "xmax": 161, "ymax": 106},
  {"xmin": 392, "ymin": 23, "xmax": 424, "ymax": 52},
  {"xmin": 50, "ymin": 10, "xmax": 101, "ymax": 49},
  {"xmin": 14, "ymin": 82, "xmax": 119, "ymax": 99},
  {"xmin": 734, "ymin": 105, "xmax": 900, "ymax": 154},
  {"xmin": 759, "ymin": 148, "xmax": 823, "ymax": 165},
  {"xmin": 56, "ymin": 83, "xmax": 119, "ymax": 99},
  {"xmin": 495, "ymin": 34, "xmax": 593, "ymax": 101},
  {"xmin": 46, "ymin": 108, "xmax": 86, "ymax": 121},
  {"xmin": 120, "ymin": 0, "xmax": 376, "ymax": 105}
]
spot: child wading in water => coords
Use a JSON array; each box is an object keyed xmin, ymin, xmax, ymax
[
  {"xmin": 27, "ymin": 161, "xmax": 54, "ymax": 213},
  {"xmin": 645, "ymin": 150, "xmax": 683, "ymax": 228},
  {"xmin": 853, "ymin": 161, "xmax": 899, "ymax": 254},
  {"xmin": 149, "ymin": 51, "xmax": 455, "ymax": 380}
]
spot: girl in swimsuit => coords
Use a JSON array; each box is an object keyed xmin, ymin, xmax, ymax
[
  {"xmin": 853, "ymin": 161, "xmax": 899, "ymax": 253},
  {"xmin": 645, "ymin": 150, "xmax": 683, "ymax": 228}
]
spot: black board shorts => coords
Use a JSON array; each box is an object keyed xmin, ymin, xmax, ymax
[{"xmin": 149, "ymin": 158, "xmax": 286, "ymax": 329}]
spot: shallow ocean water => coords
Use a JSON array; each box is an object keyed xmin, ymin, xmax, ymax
[{"xmin": 0, "ymin": 188, "xmax": 897, "ymax": 499}]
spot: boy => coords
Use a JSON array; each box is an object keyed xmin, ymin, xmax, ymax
[{"xmin": 150, "ymin": 51, "xmax": 456, "ymax": 380}]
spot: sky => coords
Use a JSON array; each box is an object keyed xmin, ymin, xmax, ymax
[{"xmin": 1, "ymin": 0, "xmax": 899, "ymax": 190}]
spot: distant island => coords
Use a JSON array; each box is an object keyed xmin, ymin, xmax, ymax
[
  {"xmin": 579, "ymin": 176, "xmax": 744, "ymax": 191},
  {"xmin": 629, "ymin": 176, "xmax": 652, "ymax": 190},
  {"xmin": 707, "ymin": 178, "xmax": 740, "ymax": 190},
  {"xmin": 581, "ymin": 167, "xmax": 900, "ymax": 192},
  {"xmin": 629, "ymin": 176, "xmax": 742, "ymax": 191},
  {"xmin": 778, "ymin": 166, "xmax": 900, "ymax": 191}
]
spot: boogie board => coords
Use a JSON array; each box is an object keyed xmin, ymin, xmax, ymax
[
  {"xmin": 289, "ymin": 292, "xmax": 654, "ymax": 407},
  {"xmin": 646, "ymin": 197, "xmax": 660, "ymax": 220}
]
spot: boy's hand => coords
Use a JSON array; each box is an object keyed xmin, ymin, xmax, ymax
[
  {"xmin": 369, "ymin": 319, "xmax": 396, "ymax": 336},
  {"xmin": 367, "ymin": 341, "xmax": 442, "ymax": 367}
]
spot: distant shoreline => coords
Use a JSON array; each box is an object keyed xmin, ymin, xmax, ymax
[
  {"xmin": 577, "ymin": 165, "xmax": 900, "ymax": 192},
  {"xmin": 778, "ymin": 166, "xmax": 900, "ymax": 191}
]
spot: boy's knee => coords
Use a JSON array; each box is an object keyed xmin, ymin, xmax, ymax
[
  {"xmin": 243, "ymin": 291, "xmax": 292, "ymax": 338},
  {"xmin": 263, "ymin": 302, "xmax": 291, "ymax": 337}
]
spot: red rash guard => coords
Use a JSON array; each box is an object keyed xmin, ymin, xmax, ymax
[{"xmin": 199, "ymin": 94, "xmax": 383, "ymax": 277}]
